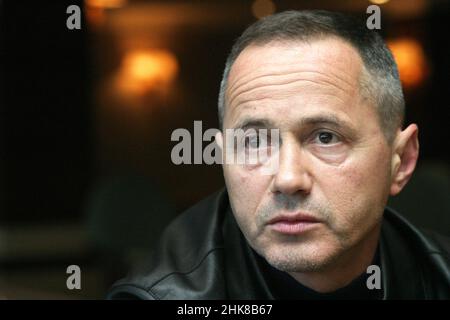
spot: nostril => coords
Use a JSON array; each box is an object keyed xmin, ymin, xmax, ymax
[{"xmin": 271, "ymin": 168, "xmax": 313, "ymax": 195}]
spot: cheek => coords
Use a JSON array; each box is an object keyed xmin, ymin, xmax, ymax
[
  {"xmin": 317, "ymin": 149, "xmax": 391, "ymax": 232},
  {"xmin": 223, "ymin": 166, "xmax": 270, "ymax": 227}
]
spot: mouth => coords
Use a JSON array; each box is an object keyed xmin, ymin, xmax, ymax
[{"xmin": 267, "ymin": 213, "xmax": 321, "ymax": 235}]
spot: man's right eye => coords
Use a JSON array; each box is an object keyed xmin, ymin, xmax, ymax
[
  {"xmin": 312, "ymin": 130, "xmax": 341, "ymax": 145},
  {"xmin": 244, "ymin": 135, "xmax": 261, "ymax": 149}
]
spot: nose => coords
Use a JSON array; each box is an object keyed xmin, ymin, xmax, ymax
[{"xmin": 270, "ymin": 139, "xmax": 313, "ymax": 195}]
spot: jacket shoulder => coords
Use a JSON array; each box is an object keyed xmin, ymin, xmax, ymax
[
  {"xmin": 107, "ymin": 188, "xmax": 229, "ymax": 299},
  {"xmin": 426, "ymin": 232, "xmax": 450, "ymax": 253},
  {"xmin": 384, "ymin": 207, "xmax": 450, "ymax": 297}
]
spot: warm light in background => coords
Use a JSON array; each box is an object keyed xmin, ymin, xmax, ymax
[
  {"xmin": 369, "ymin": 0, "xmax": 390, "ymax": 4},
  {"xmin": 85, "ymin": 0, "xmax": 127, "ymax": 9},
  {"xmin": 388, "ymin": 38, "xmax": 428, "ymax": 89},
  {"xmin": 116, "ymin": 49, "xmax": 179, "ymax": 95},
  {"xmin": 252, "ymin": 0, "xmax": 276, "ymax": 19},
  {"xmin": 85, "ymin": 0, "xmax": 127, "ymax": 28}
]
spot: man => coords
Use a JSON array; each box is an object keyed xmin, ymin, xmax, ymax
[{"xmin": 108, "ymin": 10, "xmax": 450, "ymax": 299}]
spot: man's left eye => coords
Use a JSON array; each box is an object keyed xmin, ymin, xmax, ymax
[{"xmin": 314, "ymin": 131, "xmax": 340, "ymax": 144}]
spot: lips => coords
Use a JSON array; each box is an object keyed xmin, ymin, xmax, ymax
[{"xmin": 267, "ymin": 213, "xmax": 321, "ymax": 235}]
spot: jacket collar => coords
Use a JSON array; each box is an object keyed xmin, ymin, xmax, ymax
[
  {"xmin": 380, "ymin": 208, "xmax": 428, "ymax": 299},
  {"xmin": 223, "ymin": 201, "xmax": 428, "ymax": 299}
]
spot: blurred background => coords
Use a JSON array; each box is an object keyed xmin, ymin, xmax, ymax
[{"xmin": 0, "ymin": 0, "xmax": 449, "ymax": 299}]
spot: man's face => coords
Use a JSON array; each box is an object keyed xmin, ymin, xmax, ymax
[{"xmin": 220, "ymin": 38, "xmax": 395, "ymax": 274}]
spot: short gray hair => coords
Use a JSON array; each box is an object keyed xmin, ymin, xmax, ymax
[{"xmin": 218, "ymin": 10, "xmax": 404, "ymax": 143}]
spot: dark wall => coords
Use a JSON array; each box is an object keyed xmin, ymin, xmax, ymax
[
  {"xmin": 1, "ymin": 0, "xmax": 448, "ymax": 226},
  {"xmin": 1, "ymin": 0, "xmax": 92, "ymax": 225}
]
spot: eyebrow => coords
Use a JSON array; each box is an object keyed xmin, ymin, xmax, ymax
[
  {"xmin": 231, "ymin": 118, "xmax": 276, "ymax": 131},
  {"xmin": 231, "ymin": 114, "xmax": 356, "ymax": 135},
  {"xmin": 298, "ymin": 114, "xmax": 353, "ymax": 130}
]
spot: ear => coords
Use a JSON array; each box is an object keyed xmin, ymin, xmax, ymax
[
  {"xmin": 214, "ymin": 131, "xmax": 223, "ymax": 154},
  {"xmin": 215, "ymin": 130, "xmax": 224, "ymax": 151},
  {"xmin": 215, "ymin": 131, "xmax": 227, "ymax": 166},
  {"xmin": 390, "ymin": 124, "xmax": 419, "ymax": 196}
]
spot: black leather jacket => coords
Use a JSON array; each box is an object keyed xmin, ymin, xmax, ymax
[{"xmin": 107, "ymin": 188, "xmax": 450, "ymax": 299}]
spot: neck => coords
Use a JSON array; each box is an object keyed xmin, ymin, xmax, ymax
[{"xmin": 288, "ymin": 223, "xmax": 381, "ymax": 293}]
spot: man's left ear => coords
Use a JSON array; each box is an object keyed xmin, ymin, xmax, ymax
[
  {"xmin": 390, "ymin": 124, "xmax": 419, "ymax": 196},
  {"xmin": 215, "ymin": 131, "xmax": 224, "ymax": 151}
]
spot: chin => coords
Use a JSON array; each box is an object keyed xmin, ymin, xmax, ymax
[{"xmin": 260, "ymin": 241, "xmax": 341, "ymax": 273}]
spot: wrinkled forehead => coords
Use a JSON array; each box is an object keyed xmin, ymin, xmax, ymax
[
  {"xmin": 228, "ymin": 37, "xmax": 364, "ymax": 83},
  {"xmin": 225, "ymin": 38, "xmax": 370, "ymax": 126}
]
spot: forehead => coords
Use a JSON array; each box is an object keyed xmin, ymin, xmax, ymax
[{"xmin": 224, "ymin": 38, "xmax": 368, "ymax": 128}]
